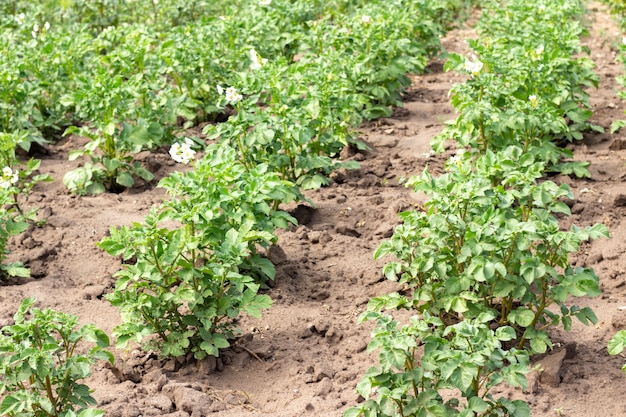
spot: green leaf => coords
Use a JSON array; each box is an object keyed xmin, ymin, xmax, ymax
[
  {"xmin": 0, "ymin": 395, "xmax": 25, "ymax": 415},
  {"xmin": 529, "ymin": 336, "xmax": 548, "ymax": 354},
  {"xmin": 610, "ymin": 119, "xmax": 626, "ymax": 134},
  {"xmin": 509, "ymin": 399, "xmax": 531, "ymax": 417},
  {"xmin": 116, "ymin": 172, "xmax": 135, "ymax": 188},
  {"xmin": 134, "ymin": 166, "xmax": 154, "ymax": 181},
  {"xmin": 244, "ymin": 293, "xmax": 272, "ymax": 318},
  {"xmin": 212, "ymin": 333, "xmax": 230, "ymax": 349},
  {"xmin": 4, "ymin": 263, "xmax": 30, "ymax": 278},
  {"xmin": 574, "ymin": 307, "xmax": 598, "ymax": 325},
  {"xmin": 102, "ymin": 157, "xmax": 121, "ymax": 172},
  {"xmin": 6, "ymin": 219, "xmax": 29, "ymax": 235},
  {"xmin": 343, "ymin": 408, "xmax": 365, "ymax": 417},
  {"xmin": 69, "ymin": 149, "xmax": 85, "ymax": 161},
  {"xmin": 468, "ymin": 396, "xmax": 490, "ymax": 412},
  {"xmin": 300, "ymin": 174, "xmax": 328, "ymax": 190},
  {"xmin": 86, "ymin": 182, "xmax": 106, "ymax": 194},
  {"xmin": 77, "ymin": 409, "xmax": 106, "ymax": 417},
  {"xmin": 380, "ymin": 348, "xmax": 408, "ymax": 370},
  {"xmin": 608, "ymin": 330, "xmax": 626, "ymax": 355},
  {"xmin": 508, "ymin": 309, "xmax": 535, "ymax": 327},
  {"xmin": 495, "ymin": 326, "xmax": 516, "ymax": 341}
]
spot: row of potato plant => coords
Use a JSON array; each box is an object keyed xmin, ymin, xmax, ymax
[
  {"xmin": 598, "ymin": 0, "xmax": 626, "ymax": 370},
  {"xmin": 0, "ymin": 1, "xmax": 476, "ymax": 414},
  {"xmin": 94, "ymin": 0, "xmax": 473, "ymax": 361},
  {"xmin": 346, "ymin": 1, "xmax": 609, "ymax": 416},
  {"xmin": 1, "ymin": 0, "xmax": 470, "ymax": 194},
  {"xmin": 0, "ymin": 0, "xmax": 468, "ymax": 272}
]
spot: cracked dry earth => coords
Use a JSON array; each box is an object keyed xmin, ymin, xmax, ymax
[{"xmin": 3, "ymin": 3, "xmax": 626, "ymax": 416}]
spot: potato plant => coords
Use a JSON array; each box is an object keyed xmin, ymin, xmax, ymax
[
  {"xmin": 373, "ymin": 147, "xmax": 607, "ymax": 352},
  {"xmin": 0, "ymin": 133, "xmax": 51, "ymax": 280},
  {"xmin": 347, "ymin": 1, "xmax": 609, "ymax": 416},
  {"xmin": 99, "ymin": 144, "xmax": 300, "ymax": 359},
  {"xmin": 0, "ymin": 298, "xmax": 113, "ymax": 417},
  {"xmin": 433, "ymin": 0, "xmax": 600, "ymax": 177}
]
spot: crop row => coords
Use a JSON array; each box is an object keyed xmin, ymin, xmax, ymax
[
  {"xmin": 346, "ymin": 1, "xmax": 610, "ymax": 416},
  {"xmin": 0, "ymin": 0, "xmax": 474, "ymax": 415}
]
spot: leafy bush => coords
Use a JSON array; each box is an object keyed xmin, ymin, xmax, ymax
[
  {"xmin": 347, "ymin": 313, "xmax": 530, "ymax": 417},
  {"xmin": 99, "ymin": 144, "xmax": 300, "ymax": 359},
  {"xmin": 0, "ymin": 133, "xmax": 51, "ymax": 280},
  {"xmin": 373, "ymin": 148, "xmax": 607, "ymax": 353},
  {"xmin": 0, "ymin": 298, "xmax": 113, "ymax": 417},
  {"xmin": 433, "ymin": 0, "xmax": 601, "ymax": 177}
]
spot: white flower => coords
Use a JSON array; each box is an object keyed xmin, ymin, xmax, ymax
[
  {"xmin": 0, "ymin": 167, "xmax": 18, "ymax": 189},
  {"xmin": 449, "ymin": 149, "xmax": 465, "ymax": 165},
  {"xmin": 464, "ymin": 58, "xmax": 483, "ymax": 77},
  {"xmin": 225, "ymin": 86, "xmax": 242, "ymax": 103},
  {"xmin": 216, "ymin": 85, "xmax": 224, "ymax": 95},
  {"xmin": 361, "ymin": 15, "xmax": 372, "ymax": 24},
  {"xmin": 32, "ymin": 23, "xmax": 39, "ymax": 38},
  {"xmin": 259, "ymin": 0, "xmax": 271, "ymax": 5},
  {"xmin": 529, "ymin": 94, "xmax": 538, "ymax": 107},
  {"xmin": 249, "ymin": 48, "xmax": 267, "ymax": 70},
  {"xmin": 169, "ymin": 139, "xmax": 196, "ymax": 164},
  {"xmin": 15, "ymin": 13, "xmax": 25, "ymax": 24},
  {"xmin": 44, "ymin": 21, "xmax": 50, "ymax": 31},
  {"xmin": 536, "ymin": 44, "xmax": 544, "ymax": 55}
]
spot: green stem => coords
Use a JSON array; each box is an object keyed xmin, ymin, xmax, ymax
[
  {"xmin": 45, "ymin": 374, "xmax": 59, "ymax": 416},
  {"xmin": 280, "ymin": 115, "xmax": 297, "ymax": 181},
  {"xmin": 141, "ymin": 307, "xmax": 168, "ymax": 341}
]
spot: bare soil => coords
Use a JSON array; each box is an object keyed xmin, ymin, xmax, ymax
[{"xmin": 3, "ymin": 3, "xmax": 626, "ymax": 416}]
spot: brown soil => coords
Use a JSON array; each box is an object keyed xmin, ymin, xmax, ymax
[{"xmin": 3, "ymin": 3, "xmax": 626, "ymax": 417}]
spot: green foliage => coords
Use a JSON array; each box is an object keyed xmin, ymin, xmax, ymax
[
  {"xmin": 348, "ymin": 1, "xmax": 609, "ymax": 416},
  {"xmin": 349, "ymin": 312, "xmax": 530, "ymax": 417},
  {"xmin": 63, "ymin": 120, "xmax": 161, "ymax": 194},
  {"xmin": 373, "ymin": 148, "xmax": 607, "ymax": 353},
  {"xmin": 98, "ymin": 144, "xmax": 299, "ymax": 359},
  {"xmin": 433, "ymin": 0, "xmax": 601, "ymax": 176},
  {"xmin": 0, "ymin": 132, "xmax": 52, "ymax": 280},
  {"xmin": 0, "ymin": 298, "xmax": 113, "ymax": 417},
  {"xmin": 2, "ymin": 0, "xmax": 472, "ymax": 193}
]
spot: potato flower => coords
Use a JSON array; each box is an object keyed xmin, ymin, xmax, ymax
[
  {"xmin": 0, "ymin": 167, "xmax": 19, "ymax": 189},
  {"xmin": 448, "ymin": 149, "xmax": 465, "ymax": 165},
  {"xmin": 464, "ymin": 58, "xmax": 483, "ymax": 77},
  {"xmin": 249, "ymin": 48, "xmax": 268, "ymax": 70},
  {"xmin": 529, "ymin": 94, "xmax": 538, "ymax": 108},
  {"xmin": 225, "ymin": 86, "xmax": 243, "ymax": 103},
  {"xmin": 169, "ymin": 138, "xmax": 196, "ymax": 164},
  {"xmin": 361, "ymin": 15, "xmax": 372, "ymax": 24}
]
